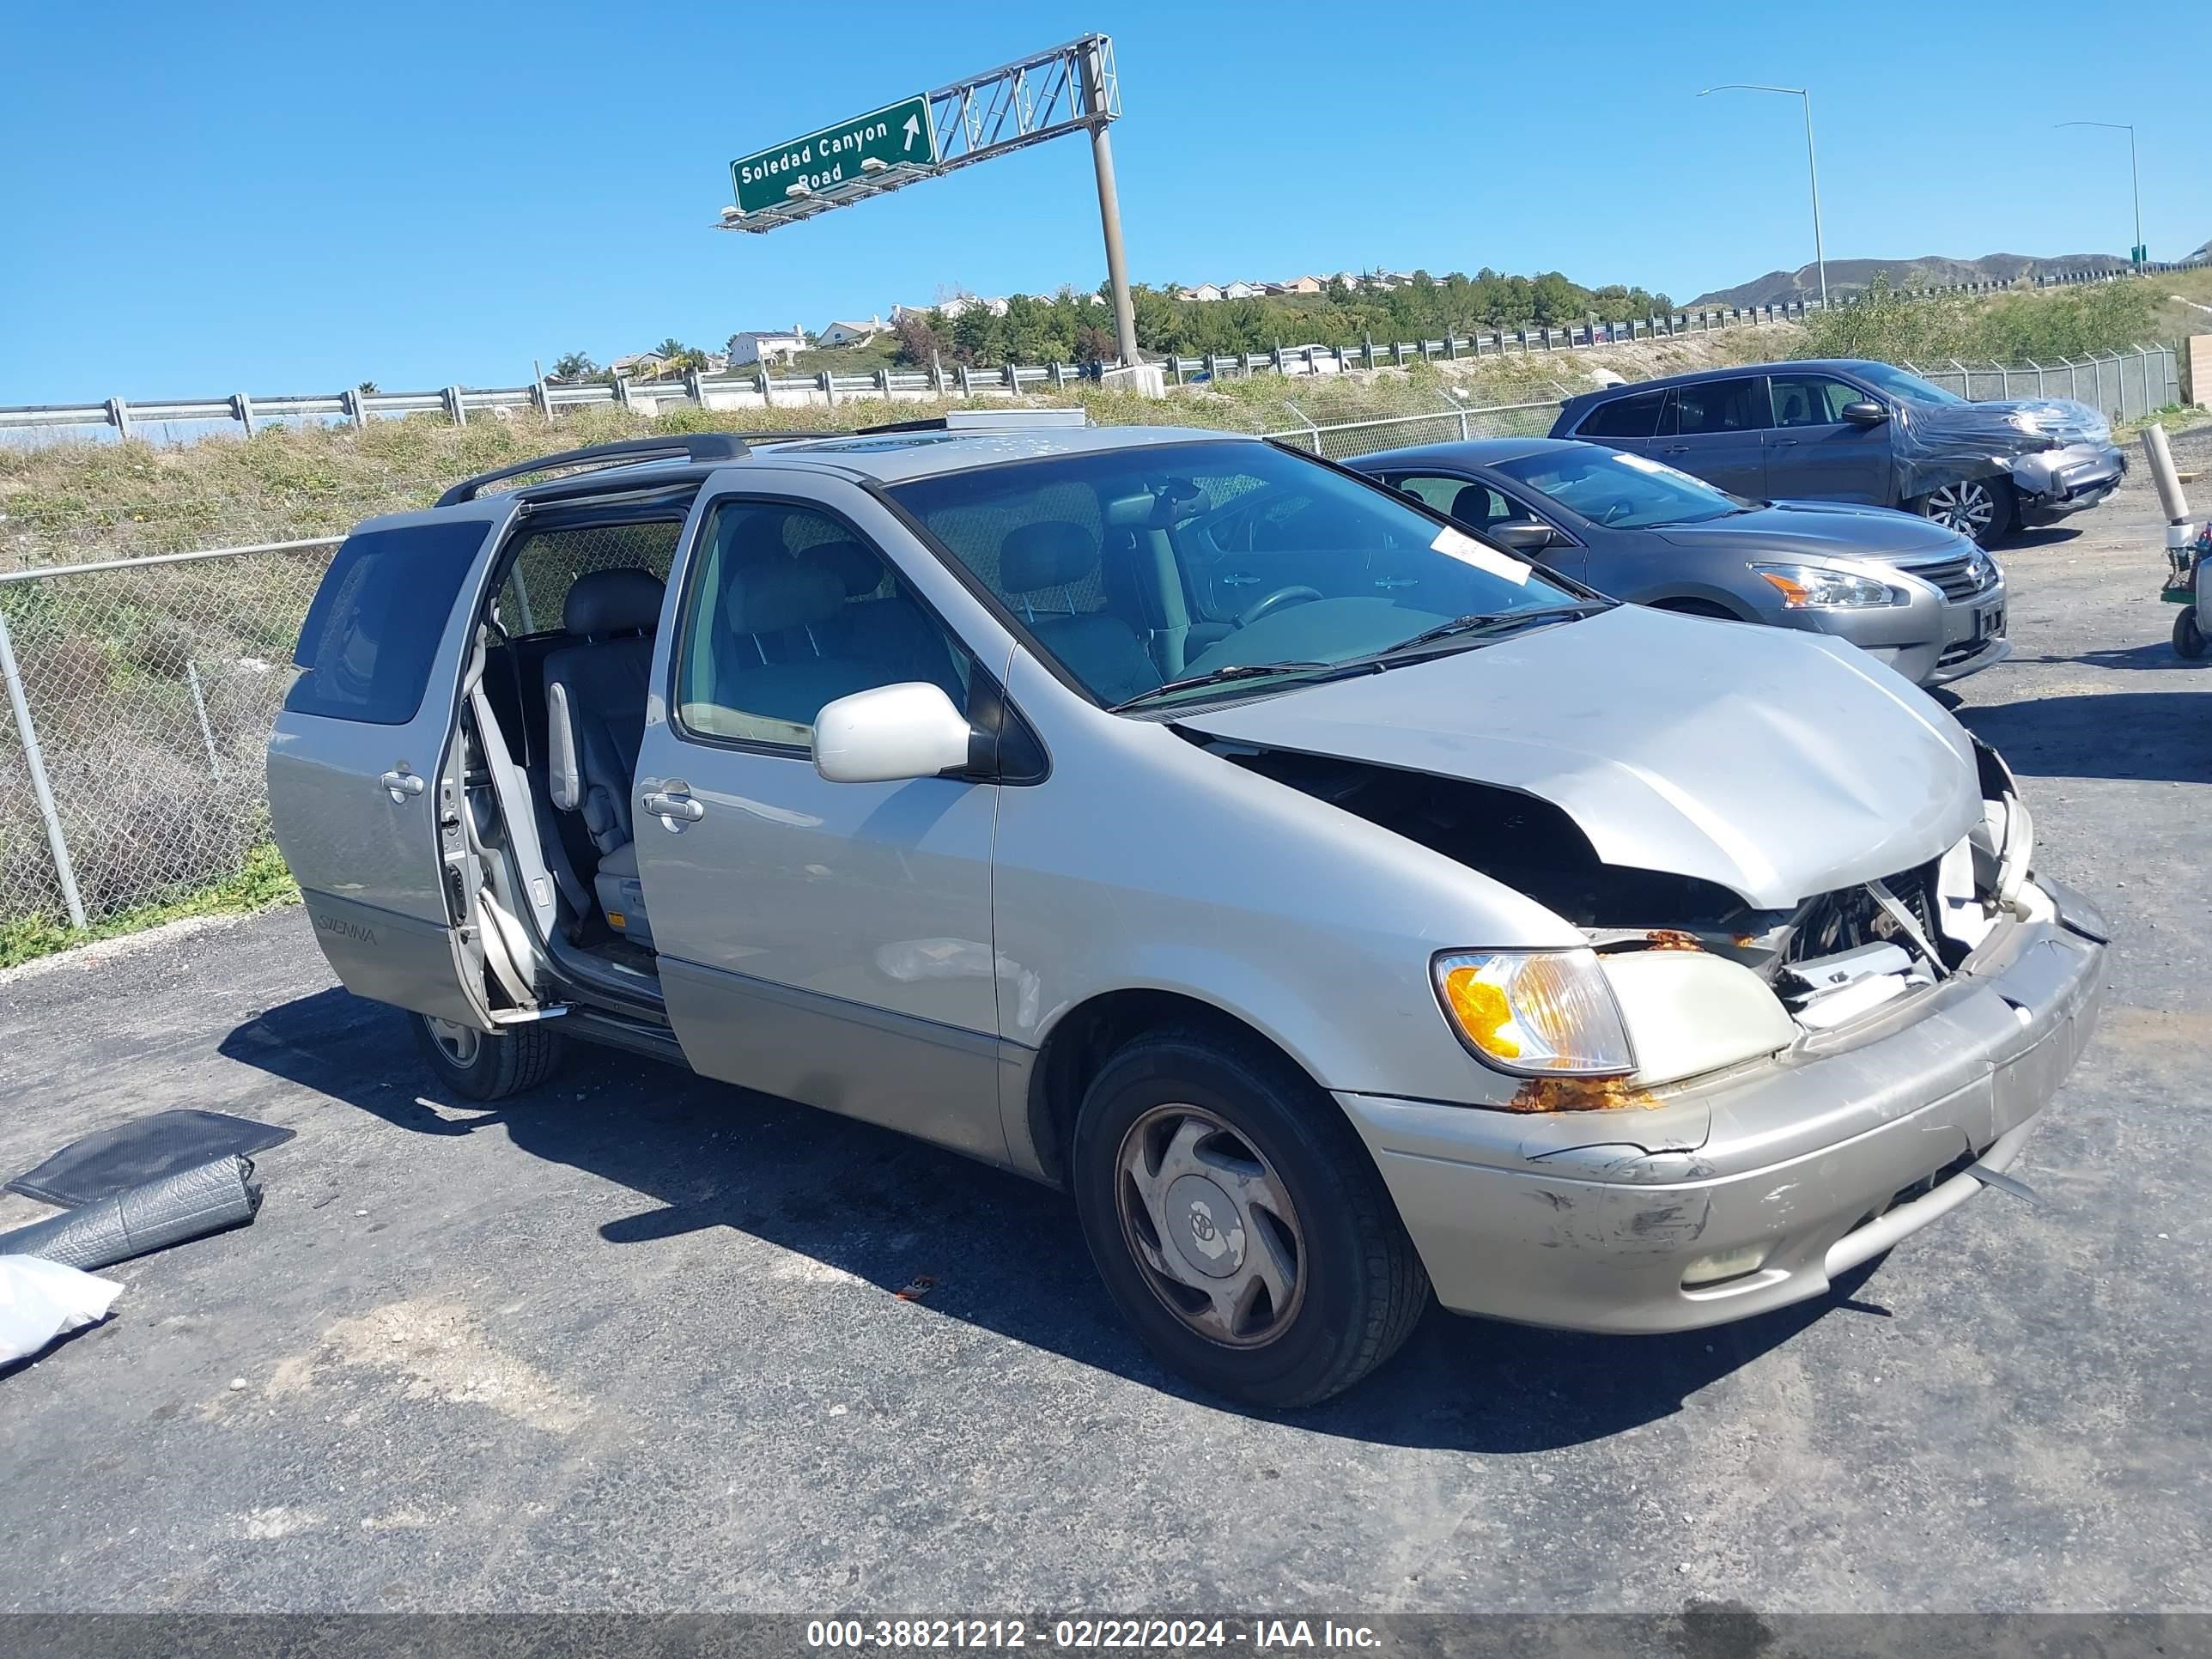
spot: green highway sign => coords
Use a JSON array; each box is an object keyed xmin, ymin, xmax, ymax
[{"xmin": 731, "ymin": 95, "xmax": 938, "ymax": 216}]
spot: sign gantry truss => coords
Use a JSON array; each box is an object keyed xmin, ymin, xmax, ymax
[{"xmin": 719, "ymin": 35, "xmax": 1120, "ymax": 232}]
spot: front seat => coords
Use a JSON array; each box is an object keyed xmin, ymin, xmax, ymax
[
  {"xmin": 999, "ymin": 520, "xmax": 1162, "ymax": 706},
  {"xmin": 1774, "ymin": 383, "xmax": 1812, "ymax": 426},
  {"xmin": 801, "ymin": 538, "xmax": 964, "ymax": 702},
  {"xmin": 544, "ymin": 567, "xmax": 663, "ymax": 943},
  {"xmin": 706, "ymin": 557, "xmax": 884, "ymax": 729},
  {"xmin": 1450, "ymin": 483, "xmax": 1509, "ymax": 533}
]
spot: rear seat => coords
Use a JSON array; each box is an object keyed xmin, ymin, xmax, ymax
[{"xmin": 544, "ymin": 567, "xmax": 662, "ymax": 944}]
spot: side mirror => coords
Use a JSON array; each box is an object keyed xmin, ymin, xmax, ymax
[
  {"xmin": 812, "ymin": 682, "xmax": 975, "ymax": 784},
  {"xmin": 1489, "ymin": 520, "xmax": 1557, "ymax": 554},
  {"xmin": 1840, "ymin": 400, "xmax": 1888, "ymax": 427}
]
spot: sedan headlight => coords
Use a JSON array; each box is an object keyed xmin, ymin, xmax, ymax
[
  {"xmin": 1750, "ymin": 562, "xmax": 1905, "ymax": 609},
  {"xmin": 1432, "ymin": 949, "xmax": 1635, "ymax": 1076}
]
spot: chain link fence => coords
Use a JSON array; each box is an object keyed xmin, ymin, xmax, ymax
[
  {"xmin": 1901, "ymin": 345, "xmax": 2179, "ymax": 425},
  {"xmin": 1262, "ymin": 398, "xmax": 1567, "ymax": 460},
  {"xmin": 1, "ymin": 542, "xmax": 336, "ymax": 933}
]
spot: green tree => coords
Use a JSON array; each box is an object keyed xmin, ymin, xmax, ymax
[{"xmin": 549, "ymin": 352, "xmax": 599, "ymax": 383}]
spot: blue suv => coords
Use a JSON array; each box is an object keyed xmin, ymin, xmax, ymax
[{"xmin": 1551, "ymin": 358, "xmax": 2125, "ymax": 547}]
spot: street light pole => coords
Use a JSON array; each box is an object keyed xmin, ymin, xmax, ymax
[
  {"xmin": 1699, "ymin": 84, "xmax": 1826, "ymax": 309},
  {"xmin": 2057, "ymin": 121, "xmax": 2142, "ymax": 265}
]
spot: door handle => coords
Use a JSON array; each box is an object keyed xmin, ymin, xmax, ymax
[
  {"xmin": 380, "ymin": 769, "xmax": 426, "ymax": 802},
  {"xmin": 642, "ymin": 790, "xmax": 705, "ymax": 828},
  {"xmin": 1771, "ymin": 438, "xmax": 1800, "ymax": 447},
  {"xmin": 1662, "ymin": 445, "xmax": 1691, "ymax": 455}
]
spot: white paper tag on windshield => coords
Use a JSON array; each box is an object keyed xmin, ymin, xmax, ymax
[{"xmin": 1431, "ymin": 526, "xmax": 1529, "ymax": 584}]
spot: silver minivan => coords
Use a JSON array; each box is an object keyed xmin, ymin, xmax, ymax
[{"xmin": 268, "ymin": 422, "xmax": 2106, "ymax": 1406}]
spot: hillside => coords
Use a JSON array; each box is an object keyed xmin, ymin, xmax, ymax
[{"xmin": 1692, "ymin": 252, "xmax": 2132, "ymax": 309}]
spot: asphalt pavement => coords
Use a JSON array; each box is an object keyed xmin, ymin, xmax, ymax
[{"xmin": 2, "ymin": 431, "xmax": 2207, "ymax": 1615}]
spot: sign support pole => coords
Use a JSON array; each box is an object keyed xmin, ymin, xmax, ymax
[{"xmin": 1082, "ymin": 41, "xmax": 1139, "ymax": 368}]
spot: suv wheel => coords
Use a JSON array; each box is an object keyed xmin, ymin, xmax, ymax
[
  {"xmin": 410, "ymin": 1012, "xmax": 564, "ymax": 1102},
  {"xmin": 1915, "ymin": 476, "xmax": 2014, "ymax": 547},
  {"xmin": 1070, "ymin": 1025, "xmax": 1429, "ymax": 1407}
]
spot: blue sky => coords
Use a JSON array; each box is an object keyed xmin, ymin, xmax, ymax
[{"xmin": 3, "ymin": 0, "xmax": 2205, "ymax": 403}]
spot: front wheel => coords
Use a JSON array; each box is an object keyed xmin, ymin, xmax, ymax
[
  {"xmin": 2177, "ymin": 605, "xmax": 2207, "ymax": 660},
  {"xmin": 1914, "ymin": 475, "xmax": 2014, "ymax": 547},
  {"xmin": 410, "ymin": 1012, "xmax": 565, "ymax": 1101},
  {"xmin": 1070, "ymin": 1026, "xmax": 1430, "ymax": 1407}
]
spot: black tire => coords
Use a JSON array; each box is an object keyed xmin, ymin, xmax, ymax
[
  {"xmin": 1914, "ymin": 474, "xmax": 2014, "ymax": 548},
  {"xmin": 410, "ymin": 1012, "xmax": 565, "ymax": 1102},
  {"xmin": 1069, "ymin": 1024, "xmax": 1430, "ymax": 1408},
  {"xmin": 2177, "ymin": 605, "xmax": 2207, "ymax": 660}
]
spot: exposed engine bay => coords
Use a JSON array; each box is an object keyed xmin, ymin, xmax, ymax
[{"xmin": 1209, "ymin": 734, "xmax": 2032, "ymax": 1046}]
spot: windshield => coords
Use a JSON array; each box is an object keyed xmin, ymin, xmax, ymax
[
  {"xmin": 1493, "ymin": 447, "xmax": 1746, "ymax": 528},
  {"xmin": 886, "ymin": 441, "xmax": 1587, "ymax": 708},
  {"xmin": 1848, "ymin": 362, "xmax": 1967, "ymax": 406}
]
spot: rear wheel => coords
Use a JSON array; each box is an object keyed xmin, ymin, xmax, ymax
[
  {"xmin": 1070, "ymin": 1025, "xmax": 1429, "ymax": 1407},
  {"xmin": 1915, "ymin": 475, "xmax": 2014, "ymax": 547},
  {"xmin": 2177, "ymin": 605, "xmax": 2207, "ymax": 660},
  {"xmin": 410, "ymin": 1012, "xmax": 565, "ymax": 1101}
]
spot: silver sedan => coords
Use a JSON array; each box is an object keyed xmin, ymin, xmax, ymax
[{"xmin": 1351, "ymin": 438, "xmax": 2009, "ymax": 686}]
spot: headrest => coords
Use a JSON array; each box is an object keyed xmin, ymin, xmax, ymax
[
  {"xmin": 1000, "ymin": 520, "xmax": 1097, "ymax": 592},
  {"xmin": 723, "ymin": 557, "xmax": 845, "ymax": 636},
  {"xmin": 563, "ymin": 567, "xmax": 664, "ymax": 636},
  {"xmin": 714, "ymin": 504, "xmax": 796, "ymax": 567},
  {"xmin": 1449, "ymin": 485, "xmax": 1494, "ymax": 527},
  {"xmin": 805, "ymin": 539, "xmax": 883, "ymax": 598}
]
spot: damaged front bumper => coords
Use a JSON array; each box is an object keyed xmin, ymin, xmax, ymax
[
  {"xmin": 1340, "ymin": 877, "xmax": 2107, "ymax": 1334},
  {"xmin": 2006, "ymin": 441, "xmax": 2126, "ymax": 520}
]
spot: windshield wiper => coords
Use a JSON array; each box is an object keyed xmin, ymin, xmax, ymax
[
  {"xmin": 1369, "ymin": 602, "xmax": 1608, "ymax": 660},
  {"xmin": 1109, "ymin": 659, "xmax": 1361, "ymax": 713}
]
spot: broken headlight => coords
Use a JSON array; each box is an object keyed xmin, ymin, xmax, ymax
[
  {"xmin": 1432, "ymin": 949, "xmax": 1635, "ymax": 1077},
  {"xmin": 1751, "ymin": 562, "xmax": 1905, "ymax": 609}
]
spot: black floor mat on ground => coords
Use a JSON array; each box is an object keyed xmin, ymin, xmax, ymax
[{"xmin": 8, "ymin": 1109, "xmax": 295, "ymax": 1207}]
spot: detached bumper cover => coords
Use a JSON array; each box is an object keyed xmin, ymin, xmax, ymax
[
  {"xmin": 1340, "ymin": 879, "xmax": 2107, "ymax": 1334},
  {"xmin": 2008, "ymin": 442, "xmax": 2126, "ymax": 518}
]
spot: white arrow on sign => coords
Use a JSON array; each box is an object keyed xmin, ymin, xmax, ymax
[{"xmin": 902, "ymin": 113, "xmax": 921, "ymax": 153}]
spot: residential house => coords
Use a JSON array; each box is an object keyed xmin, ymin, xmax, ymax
[
  {"xmin": 817, "ymin": 315, "xmax": 887, "ymax": 348},
  {"xmin": 1278, "ymin": 275, "xmax": 1323, "ymax": 295},
  {"xmin": 610, "ymin": 350, "xmax": 669, "ymax": 380},
  {"xmin": 1221, "ymin": 280, "xmax": 1264, "ymax": 300},
  {"xmin": 1177, "ymin": 283, "xmax": 1224, "ymax": 303},
  {"xmin": 726, "ymin": 325, "xmax": 806, "ymax": 367},
  {"xmin": 912, "ymin": 295, "xmax": 1010, "ymax": 320}
]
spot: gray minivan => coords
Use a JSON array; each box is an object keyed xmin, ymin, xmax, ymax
[
  {"xmin": 267, "ymin": 423, "xmax": 2106, "ymax": 1406},
  {"xmin": 1552, "ymin": 359, "xmax": 2125, "ymax": 547}
]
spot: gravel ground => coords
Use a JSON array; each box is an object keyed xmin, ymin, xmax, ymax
[{"xmin": 2, "ymin": 429, "xmax": 2207, "ymax": 1616}]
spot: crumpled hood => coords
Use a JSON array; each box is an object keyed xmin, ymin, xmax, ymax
[
  {"xmin": 1176, "ymin": 603, "xmax": 1981, "ymax": 911},
  {"xmin": 1654, "ymin": 501, "xmax": 1966, "ymax": 562}
]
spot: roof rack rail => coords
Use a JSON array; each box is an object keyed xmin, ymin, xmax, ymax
[
  {"xmin": 435, "ymin": 434, "xmax": 753, "ymax": 507},
  {"xmin": 854, "ymin": 409, "xmax": 1091, "ymax": 435}
]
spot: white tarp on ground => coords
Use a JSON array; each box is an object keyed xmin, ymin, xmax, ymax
[{"xmin": 0, "ymin": 1255, "xmax": 119, "ymax": 1366}]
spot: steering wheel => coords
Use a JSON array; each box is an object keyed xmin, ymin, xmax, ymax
[{"xmin": 1234, "ymin": 585, "xmax": 1323, "ymax": 629}]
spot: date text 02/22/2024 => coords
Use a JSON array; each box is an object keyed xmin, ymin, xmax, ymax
[{"xmin": 803, "ymin": 1619, "xmax": 1382, "ymax": 1650}]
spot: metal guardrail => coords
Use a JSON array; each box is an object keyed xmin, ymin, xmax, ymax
[{"xmin": 7, "ymin": 261, "xmax": 2198, "ymax": 446}]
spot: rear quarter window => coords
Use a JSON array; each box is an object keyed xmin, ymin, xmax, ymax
[
  {"xmin": 284, "ymin": 520, "xmax": 484, "ymax": 724},
  {"xmin": 1574, "ymin": 388, "xmax": 1666, "ymax": 440}
]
